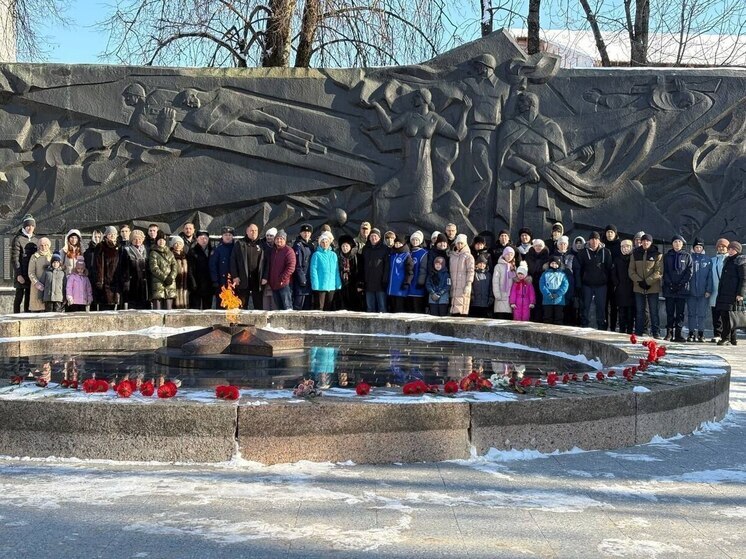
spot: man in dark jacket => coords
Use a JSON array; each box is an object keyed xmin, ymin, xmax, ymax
[
  {"xmin": 262, "ymin": 230, "xmax": 296, "ymax": 310},
  {"xmin": 604, "ymin": 224, "xmax": 622, "ymax": 331},
  {"xmin": 189, "ymin": 230, "xmax": 213, "ymax": 309},
  {"xmin": 209, "ymin": 227, "xmax": 235, "ymax": 292},
  {"xmin": 663, "ymin": 235, "xmax": 693, "ymax": 342},
  {"xmin": 361, "ymin": 228, "xmax": 390, "ymax": 312},
  {"xmin": 10, "ymin": 213, "xmax": 37, "ymax": 313},
  {"xmin": 612, "ymin": 239, "xmax": 635, "ymax": 334},
  {"xmin": 230, "ymin": 223, "xmax": 264, "ymax": 310},
  {"xmin": 552, "ymin": 236, "xmax": 580, "ymax": 325},
  {"xmin": 120, "ymin": 229, "xmax": 150, "ymax": 309},
  {"xmin": 628, "ymin": 234, "xmax": 663, "ymax": 338},
  {"xmin": 577, "ymin": 231, "xmax": 613, "ymax": 329},
  {"xmin": 292, "ymin": 224, "xmax": 314, "ymax": 310},
  {"xmin": 716, "ymin": 241, "xmax": 746, "ymax": 346},
  {"xmin": 179, "ymin": 222, "xmax": 198, "ymax": 254}
]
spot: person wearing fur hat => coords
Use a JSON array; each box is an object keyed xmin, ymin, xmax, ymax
[
  {"xmin": 544, "ymin": 222, "xmax": 564, "ymax": 251},
  {"xmin": 386, "ymin": 234, "xmax": 415, "ymax": 313},
  {"xmin": 360, "ymin": 228, "xmax": 389, "ymax": 312},
  {"xmin": 41, "ymin": 253, "xmax": 67, "ymax": 312},
  {"xmin": 611, "ymin": 240, "xmax": 636, "ymax": 334},
  {"xmin": 492, "ymin": 246, "xmax": 516, "ymax": 320},
  {"xmin": 292, "ymin": 224, "xmax": 314, "ymax": 310},
  {"xmin": 149, "ymin": 230, "xmax": 178, "ymax": 310},
  {"xmin": 450, "ymin": 234, "xmax": 475, "ymax": 316},
  {"xmin": 11, "ymin": 213, "xmax": 37, "ymax": 313},
  {"xmin": 715, "ymin": 241, "xmax": 746, "ymax": 346},
  {"xmin": 61, "ymin": 229, "xmax": 83, "ymax": 276},
  {"xmin": 686, "ymin": 238, "xmax": 712, "ymax": 342},
  {"xmin": 27, "ymin": 237, "xmax": 52, "ymax": 312},
  {"xmin": 262, "ymin": 229, "xmax": 296, "ymax": 310},
  {"xmin": 310, "ymin": 231, "xmax": 341, "ymax": 311},
  {"xmin": 120, "ymin": 229, "xmax": 150, "ymax": 309},
  {"xmin": 539, "ymin": 255, "xmax": 569, "ymax": 324},
  {"xmin": 577, "ymin": 231, "xmax": 613, "ymax": 329},
  {"xmin": 169, "ymin": 235, "xmax": 193, "ymax": 309},
  {"xmin": 337, "ymin": 234, "xmax": 363, "ymax": 311},
  {"xmin": 94, "ymin": 226, "xmax": 123, "ymax": 310},
  {"xmin": 510, "ymin": 262, "xmax": 535, "ymax": 321},
  {"xmin": 516, "ymin": 227, "xmax": 533, "ymax": 264},
  {"xmin": 629, "ymin": 233, "xmax": 663, "ymax": 338},
  {"xmin": 663, "ymin": 235, "xmax": 693, "ymax": 342},
  {"xmin": 709, "ymin": 238, "xmax": 730, "ymax": 342},
  {"xmin": 408, "ymin": 230, "xmax": 429, "ymax": 314},
  {"xmin": 66, "ymin": 256, "xmax": 93, "ymax": 312},
  {"xmin": 469, "ymin": 254, "xmax": 493, "ymax": 318},
  {"xmin": 490, "ymin": 229, "xmax": 514, "ymax": 265}
]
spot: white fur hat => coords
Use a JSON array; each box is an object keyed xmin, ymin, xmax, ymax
[
  {"xmin": 410, "ymin": 230, "xmax": 424, "ymax": 245},
  {"xmin": 266, "ymin": 227, "xmax": 278, "ymax": 237},
  {"xmin": 516, "ymin": 262, "xmax": 528, "ymax": 276},
  {"xmin": 454, "ymin": 233, "xmax": 468, "ymax": 245}
]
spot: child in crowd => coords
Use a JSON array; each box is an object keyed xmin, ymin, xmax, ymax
[
  {"xmin": 66, "ymin": 256, "xmax": 93, "ymax": 312},
  {"xmin": 510, "ymin": 262, "xmax": 535, "ymax": 321},
  {"xmin": 469, "ymin": 255, "xmax": 493, "ymax": 318},
  {"xmin": 41, "ymin": 253, "xmax": 67, "ymax": 312},
  {"xmin": 539, "ymin": 255, "xmax": 569, "ymax": 325},
  {"xmin": 426, "ymin": 256, "xmax": 451, "ymax": 316}
]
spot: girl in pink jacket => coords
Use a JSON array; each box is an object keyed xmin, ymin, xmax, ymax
[
  {"xmin": 66, "ymin": 257, "xmax": 93, "ymax": 312},
  {"xmin": 509, "ymin": 262, "xmax": 535, "ymax": 321}
]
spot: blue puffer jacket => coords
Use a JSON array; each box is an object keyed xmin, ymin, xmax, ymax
[
  {"xmin": 426, "ymin": 269, "xmax": 451, "ymax": 305},
  {"xmin": 688, "ymin": 251, "xmax": 712, "ymax": 298},
  {"xmin": 663, "ymin": 249, "xmax": 693, "ymax": 298},
  {"xmin": 387, "ymin": 245, "xmax": 414, "ymax": 297},
  {"xmin": 209, "ymin": 241, "xmax": 234, "ymax": 287},
  {"xmin": 539, "ymin": 268, "xmax": 569, "ymax": 305},
  {"xmin": 408, "ymin": 247, "xmax": 428, "ymax": 297},
  {"xmin": 310, "ymin": 246, "xmax": 342, "ymax": 291},
  {"xmin": 293, "ymin": 238, "xmax": 313, "ymax": 296}
]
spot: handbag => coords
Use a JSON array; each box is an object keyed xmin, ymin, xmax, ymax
[{"xmin": 729, "ymin": 301, "xmax": 746, "ymax": 329}]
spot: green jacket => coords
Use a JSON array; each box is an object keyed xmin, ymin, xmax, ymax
[{"xmin": 149, "ymin": 245, "xmax": 177, "ymax": 300}]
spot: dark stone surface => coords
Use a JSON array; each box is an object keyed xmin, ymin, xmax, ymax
[{"xmin": 2, "ymin": 30, "xmax": 745, "ymax": 240}]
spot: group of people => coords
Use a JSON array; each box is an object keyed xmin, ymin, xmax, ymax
[{"xmin": 10, "ymin": 215, "xmax": 746, "ymax": 346}]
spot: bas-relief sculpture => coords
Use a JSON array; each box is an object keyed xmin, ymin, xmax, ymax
[{"xmin": 1, "ymin": 29, "xmax": 745, "ymax": 241}]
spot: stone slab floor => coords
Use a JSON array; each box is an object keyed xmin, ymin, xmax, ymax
[{"xmin": 0, "ymin": 340, "xmax": 744, "ymax": 559}]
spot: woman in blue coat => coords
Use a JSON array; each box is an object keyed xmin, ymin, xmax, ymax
[
  {"xmin": 686, "ymin": 238, "xmax": 712, "ymax": 342},
  {"xmin": 310, "ymin": 232, "xmax": 342, "ymax": 311},
  {"xmin": 663, "ymin": 235, "xmax": 693, "ymax": 342}
]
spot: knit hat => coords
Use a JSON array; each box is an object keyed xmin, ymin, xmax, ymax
[
  {"xmin": 370, "ymin": 228, "xmax": 381, "ymax": 237},
  {"xmin": 51, "ymin": 252, "xmax": 62, "ymax": 263},
  {"xmin": 155, "ymin": 230, "xmax": 167, "ymax": 241},
  {"xmin": 532, "ymin": 238, "xmax": 545, "ymax": 248},
  {"xmin": 476, "ymin": 254, "xmax": 489, "ymax": 265},
  {"xmin": 454, "ymin": 233, "xmax": 468, "ymax": 245},
  {"xmin": 435, "ymin": 233, "xmax": 448, "ymax": 245},
  {"xmin": 22, "ymin": 214, "xmax": 36, "ymax": 227},
  {"xmin": 275, "ymin": 229, "xmax": 287, "ymax": 240},
  {"xmin": 394, "ymin": 233, "xmax": 406, "ymax": 245},
  {"xmin": 430, "ymin": 231, "xmax": 441, "ymax": 242},
  {"xmin": 728, "ymin": 241, "xmax": 742, "ymax": 253},
  {"xmin": 103, "ymin": 225, "xmax": 118, "ymax": 237},
  {"xmin": 319, "ymin": 231, "xmax": 333, "ymax": 243},
  {"xmin": 501, "ymin": 246, "xmax": 515, "ymax": 259},
  {"xmin": 169, "ymin": 235, "xmax": 184, "ymax": 248},
  {"xmin": 265, "ymin": 227, "xmax": 278, "ymax": 237},
  {"xmin": 557, "ymin": 235, "xmax": 569, "ymax": 246},
  {"xmin": 634, "ymin": 231, "xmax": 645, "ymax": 240},
  {"xmin": 589, "ymin": 231, "xmax": 601, "ymax": 240},
  {"xmin": 433, "ymin": 256, "xmax": 446, "ymax": 267},
  {"xmin": 716, "ymin": 238, "xmax": 729, "ymax": 249},
  {"xmin": 75, "ymin": 256, "xmax": 86, "ymax": 265},
  {"xmin": 605, "ymin": 224, "xmax": 618, "ymax": 234},
  {"xmin": 549, "ymin": 255, "xmax": 562, "ymax": 266},
  {"xmin": 221, "ymin": 226, "xmax": 235, "ymax": 235},
  {"xmin": 671, "ymin": 234, "xmax": 686, "ymax": 244},
  {"xmin": 473, "ymin": 235, "xmax": 485, "ymax": 246},
  {"xmin": 518, "ymin": 227, "xmax": 532, "ymax": 237},
  {"xmin": 300, "ymin": 223, "xmax": 313, "ymax": 233},
  {"xmin": 551, "ymin": 222, "xmax": 564, "ymax": 233},
  {"xmin": 516, "ymin": 262, "xmax": 528, "ymax": 276},
  {"xmin": 641, "ymin": 233, "xmax": 653, "ymax": 242},
  {"xmin": 693, "ymin": 237, "xmax": 705, "ymax": 248},
  {"xmin": 410, "ymin": 230, "xmax": 424, "ymax": 245}
]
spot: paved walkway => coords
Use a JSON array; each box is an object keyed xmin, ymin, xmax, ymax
[{"xmin": 1, "ymin": 341, "xmax": 744, "ymax": 559}]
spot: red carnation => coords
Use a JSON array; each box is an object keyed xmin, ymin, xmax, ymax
[
  {"xmin": 534, "ymin": 378, "xmax": 542, "ymax": 387},
  {"xmin": 60, "ymin": 379, "xmax": 69, "ymax": 388},
  {"xmin": 596, "ymin": 371, "xmax": 605, "ymax": 381},
  {"xmin": 215, "ymin": 385, "xmax": 240, "ymax": 400},
  {"xmin": 35, "ymin": 378, "xmax": 48, "ymax": 388},
  {"xmin": 607, "ymin": 370, "xmax": 616, "ymax": 377},
  {"xmin": 656, "ymin": 346, "xmax": 666, "ymax": 358},
  {"xmin": 355, "ymin": 381, "xmax": 371, "ymax": 396},
  {"xmin": 547, "ymin": 372, "xmax": 559, "ymax": 382},
  {"xmin": 10, "ymin": 375, "xmax": 23, "ymax": 385},
  {"xmin": 82, "ymin": 378, "xmax": 97, "ymax": 393},
  {"xmin": 582, "ymin": 373, "xmax": 590, "ymax": 381},
  {"xmin": 642, "ymin": 340, "xmax": 649, "ymax": 347},
  {"xmin": 402, "ymin": 380, "xmax": 428, "ymax": 395},
  {"xmin": 571, "ymin": 373, "xmax": 579, "ymax": 382},
  {"xmin": 96, "ymin": 379, "xmax": 110, "ymax": 393},
  {"xmin": 468, "ymin": 371, "xmax": 480, "ymax": 382},
  {"xmin": 140, "ymin": 381, "xmax": 155, "ymax": 396},
  {"xmin": 69, "ymin": 380, "xmax": 78, "ymax": 389},
  {"xmin": 630, "ymin": 334, "xmax": 638, "ymax": 345},
  {"xmin": 562, "ymin": 373, "xmax": 570, "ymax": 384},
  {"xmin": 519, "ymin": 377, "xmax": 532, "ymax": 388},
  {"xmin": 116, "ymin": 382, "xmax": 133, "ymax": 398},
  {"xmin": 444, "ymin": 380, "xmax": 459, "ymax": 394},
  {"xmin": 157, "ymin": 381, "xmax": 177, "ymax": 399},
  {"xmin": 547, "ymin": 376, "xmax": 557, "ymax": 387}
]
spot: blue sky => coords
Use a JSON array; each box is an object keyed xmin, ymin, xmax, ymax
[{"xmin": 37, "ymin": 1, "xmax": 110, "ymax": 63}]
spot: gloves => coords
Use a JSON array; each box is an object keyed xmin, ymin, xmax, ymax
[
  {"xmin": 638, "ymin": 281, "xmax": 650, "ymax": 290},
  {"xmin": 163, "ymin": 276, "xmax": 173, "ymax": 286},
  {"xmin": 401, "ymin": 283, "xmax": 410, "ymax": 291},
  {"xmin": 430, "ymin": 293, "xmax": 440, "ymax": 302}
]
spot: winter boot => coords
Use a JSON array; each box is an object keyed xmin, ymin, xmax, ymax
[
  {"xmin": 673, "ymin": 328, "xmax": 687, "ymax": 342},
  {"xmin": 697, "ymin": 331, "xmax": 705, "ymax": 343},
  {"xmin": 664, "ymin": 328, "xmax": 673, "ymax": 341},
  {"xmin": 687, "ymin": 331, "xmax": 695, "ymax": 342}
]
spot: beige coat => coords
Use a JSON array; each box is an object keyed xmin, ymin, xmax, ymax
[
  {"xmin": 449, "ymin": 246, "xmax": 475, "ymax": 315},
  {"xmin": 27, "ymin": 252, "xmax": 51, "ymax": 312},
  {"xmin": 492, "ymin": 258, "xmax": 516, "ymax": 314}
]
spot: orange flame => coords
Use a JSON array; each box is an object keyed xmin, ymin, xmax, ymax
[{"xmin": 219, "ymin": 274, "xmax": 242, "ymax": 324}]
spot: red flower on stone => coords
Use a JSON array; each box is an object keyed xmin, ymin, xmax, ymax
[
  {"xmin": 355, "ymin": 381, "xmax": 371, "ymax": 396},
  {"xmin": 157, "ymin": 381, "xmax": 178, "ymax": 399},
  {"xmin": 571, "ymin": 374, "xmax": 579, "ymax": 382},
  {"xmin": 116, "ymin": 382, "xmax": 133, "ymax": 398},
  {"xmin": 69, "ymin": 380, "xmax": 78, "ymax": 390},
  {"xmin": 596, "ymin": 371, "xmax": 605, "ymax": 381},
  {"xmin": 444, "ymin": 380, "xmax": 459, "ymax": 394},
  {"xmin": 519, "ymin": 377, "xmax": 532, "ymax": 388},
  {"xmin": 478, "ymin": 378, "xmax": 493, "ymax": 391},
  {"xmin": 630, "ymin": 334, "xmax": 638, "ymax": 345},
  {"xmin": 10, "ymin": 375, "xmax": 24, "ymax": 385},
  {"xmin": 36, "ymin": 378, "xmax": 48, "ymax": 388},
  {"xmin": 562, "ymin": 373, "xmax": 570, "ymax": 384},
  {"xmin": 96, "ymin": 379, "xmax": 110, "ymax": 393},
  {"xmin": 607, "ymin": 370, "xmax": 616, "ymax": 377},
  {"xmin": 656, "ymin": 346, "xmax": 666, "ymax": 358},
  {"xmin": 82, "ymin": 378, "xmax": 97, "ymax": 393},
  {"xmin": 582, "ymin": 373, "xmax": 590, "ymax": 381},
  {"xmin": 534, "ymin": 378, "xmax": 542, "ymax": 387},
  {"xmin": 216, "ymin": 385, "xmax": 240, "ymax": 400},
  {"xmin": 402, "ymin": 380, "xmax": 428, "ymax": 395},
  {"xmin": 140, "ymin": 381, "xmax": 155, "ymax": 397}
]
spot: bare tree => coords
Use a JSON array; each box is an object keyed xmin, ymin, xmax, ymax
[
  {"xmin": 578, "ymin": 0, "xmax": 611, "ymax": 66},
  {"xmin": 527, "ymin": 0, "xmax": 541, "ymax": 54},
  {"xmin": 625, "ymin": 0, "xmax": 649, "ymax": 65},
  {"xmin": 1, "ymin": 0, "xmax": 68, "ymax": 61}
]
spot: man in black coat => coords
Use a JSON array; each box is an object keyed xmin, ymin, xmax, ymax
[
  {"xmin": 577, "ymin": 231, "xmax": 613, "ymax": 329},
  {"xmin": 10, "ymin": 214, "xmax": 37, "ymax": 313},
  {"xmin": 612, "ymin": 240, "xmax": 636, "ymax": 334},
  {"xmin": 189, "ymin": 230, "xmax": 214, "ymax": 309},
  {"xmin": 230, "ymin": 223, "xmax": 264, "ymax": 310},
  {"xmin": 716, "ymin": 241, "xmax": 746, "ymax": 346},
  {"xmin": 360, "ymin": 228, "xmax": 390, "ymax": 312}
]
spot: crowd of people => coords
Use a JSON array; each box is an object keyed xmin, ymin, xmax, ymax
[{"xmin": 10, "ymin": 215, "xmax": 746, "ymax": 346}]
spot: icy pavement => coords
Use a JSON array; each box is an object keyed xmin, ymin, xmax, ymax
[{"xmin": 1, "ymin": 344, "xmax": 745, "ymax": 558}]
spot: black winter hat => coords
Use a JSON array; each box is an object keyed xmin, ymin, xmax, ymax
[
  {"xmin": 221, "ymin": 226, "xmax": 235, "ymax": 235},
  {"xmin": 395, "ymin": 233, "xmax": 406, "ymax": 245},
  {"xmin": 518, "ymin": 227, "xmax": 532, "ymax": 237},
  {"xmin": 497, "ymin": 229, "xmax": 510, "ymax": 237},
  {"xmin": 549, "ymin": 255, "xmax": 562, "ymax": 266},
  {"xmin": 641, "ymin": 234, "xmax": 653, "ymax": 242},
  {"xmin": 155, "ymin": 230, "xmax": 167, "ymax": 241},
  {"xmin": 435, "ymin": 233, "xmax": 448, "ymax": 245},
  {"xmin": 476, "ymin": 254, "xmax": 489, "ymax": 265},
  {"xmin": 589, "ymin": 231, "xmax": 601, "ymax": 240},
  {"xmin": 196, "ymin": 230, "xmax": 209, "ymax": 238},
  {"xmin": 605, "ymin": 224, "xmax": 618, "ymax": 234},
  {"xmin": 338, "ymin": 234, "xmax": 355, "ymax": 247},
  {"xmin": 671, "ymin": 234, "xmax": 686, "ymax": 244},
  {"xmin": 693, "ymin": 237, "xmax": 705, "ymax": 248},
  {"xmin": 473, "ymin": 235, "xmax": 485, "ymax": 245},
  {"xmin": 300, "ymin": 223, "xmax": 313, "ymax": 233}
]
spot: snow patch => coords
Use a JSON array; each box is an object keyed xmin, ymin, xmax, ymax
[
  {"xmin": 598, "ymin": 538, "xmax": 688, "ymax": 557},
  {"xmin": 632, "ymin": 386, "xmax": 651, "ymax": 393},
  {"xmin": 711, "ymin": 506, "xmax": 746, "ymax": 518},
  {"xmin": 605, "ymin": 452, "xmax": 662, "ymax": 462}
]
